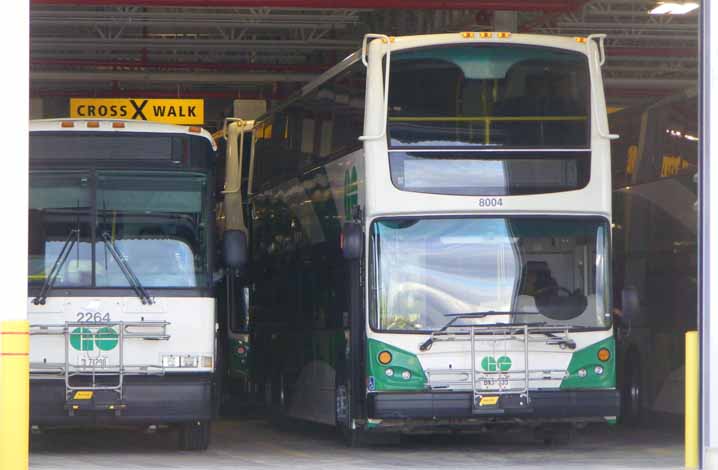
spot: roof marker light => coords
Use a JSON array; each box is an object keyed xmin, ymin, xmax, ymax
[
  {"xmin": 188, "ymin": 126, "xmax": 202, "ymax": 133},
  {"xmin": 575, "ymin": 37, "xmax": 588, "ymax": 43},
  {"xmin": 86, "ymin": 121, "xmax": 100, "ymax": 128},
  {"xmin": 461, "ymin": 32, "xmax": 475, "ymax": 39},
  {"xmin": 479, "ymin": 32, "xmax": 492, "ymax": 39},
  {"xmin": 497, "ymin": 32, "xmax": 511, "ymax": 39},
  {"xmin": 60, "ymin": 121, "xmax": 74, "ymax": 128},
  {"xmin": 112, "ymin": 122, "xmax": 125, "ymax": 129}
]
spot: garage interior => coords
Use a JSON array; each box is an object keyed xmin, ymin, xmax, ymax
[{"xmin": 27, "ymin": 0, "xmax": 698, "ymax": 468}]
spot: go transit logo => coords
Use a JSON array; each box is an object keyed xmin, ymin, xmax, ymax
[
  {"xmin": 70, "ymin": 327, "xmax": 119, "ymax": 351},
  {"xmin": 481, "ymin": 355, "xmax": 512, "ymax": 372}
]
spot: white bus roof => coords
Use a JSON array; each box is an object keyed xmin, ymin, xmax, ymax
[
  {"xmin": 29, "ymin": 118, "xmax": 217, "ymax": 150},
  {"xmin": 295, "ymin": 32, "xmax": 598, "ymax": 109}
]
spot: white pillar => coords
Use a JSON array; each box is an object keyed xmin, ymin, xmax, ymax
[
  {"xmin": 0, "ymin": 7, "xmax": 28, "ymax": 316},
  {"xmin": 702, "ymin": 3, "xmax": 718, "ymax": 469},
  {"xmin": 0, "ymin": 2, "xmax": 30, "ymax": 469}
]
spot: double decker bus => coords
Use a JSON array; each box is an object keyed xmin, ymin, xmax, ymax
[
  {"xmin": 240, "ymin": 32, "xmax": 619, "ymax": 444},
  {"xmin": 610, "ymin": 90, "xmax": 698, "ymax": 423},
  {"xmin": 28, "ymin": 119, "xmax": 218, "ymax": 450}
]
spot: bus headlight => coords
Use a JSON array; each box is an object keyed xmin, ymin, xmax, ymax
[
  {"xmin": 162, "ymin": 354, "xmax": 213, "ymax": 368},
  {"xmin": 594, "ymin": 366, "xmax": 604, "ymax": 375},
  {"xmin": 161, "ymin": 355, "xmax": 181, "ymax": 368},
  {"xmin": 401, "ymin": 371, "xmax": 411, "ymax": 380},
  {"xmin": 180, "ymin": 355, "xmax": 199, "ymax": 368},
  {"xmin": 385, "ymin": 368, "xmax": 394, "ymax": 377},
  {"xmin": 577, "ymin": 368, "xmax": 587, "ymax": 378}
]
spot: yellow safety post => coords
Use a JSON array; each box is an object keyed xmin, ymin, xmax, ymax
[
  {"xmin": 685, "ymin": 330, "xmax": 699, "ymax": 470},
  {"xmin": 0, "ymin": 320, "xmax": 30, "ymax": 470}
]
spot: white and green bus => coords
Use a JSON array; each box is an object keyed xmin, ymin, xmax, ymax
[
  {"xmin": 238, "ymin": 32, "xmax": 620, "ymax": 443},
  {"xmin": 28, "ymin": 119, "xmax": 218, "ymax": 450}
]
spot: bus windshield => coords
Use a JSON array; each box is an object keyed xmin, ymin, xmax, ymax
[
  {"xmin": 29, "ymin": 171, "xmax": 210, "ymax": 289},
  {"xmin": 370, "ymin": 217, "xmax": 610, "ymax": 331},
  {"xmin": 387, "ymin": 44, "xmax": 590, "ymax": 148}
]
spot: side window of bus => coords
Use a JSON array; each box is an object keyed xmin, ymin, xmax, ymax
[
  {"xmin": 634, "ymin": 98, "xmax": 698, "ymax": 184},
  {"xmin": 309, "ymin": 62, "xmax": 365, "ymax": 166},
  {"xmin": 253, "ymin": 112, "xmax": 297, "ymax": 191}
]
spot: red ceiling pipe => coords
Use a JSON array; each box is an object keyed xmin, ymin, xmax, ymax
[
  {"xmin": 30, "ymin": 88, "xmax": 272, "ymax": 99},
  {"xmin": 31, "ymin": 58, "xmax": 330, "ymax": 73},
  {"xmin": 31, "ymin": 0, "xmax": 580, "ymax": 11}
]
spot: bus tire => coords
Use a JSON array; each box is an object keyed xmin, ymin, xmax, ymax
[
  {"xmin": 178, "ymin": 420, "xmax": 211, "ymax": 451},
  {"xmin": 622, "ymin": 353, "xmax": 643, "ymax": 426}
]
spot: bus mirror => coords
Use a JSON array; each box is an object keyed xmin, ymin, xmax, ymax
[
  {"xmin": 223, "ymin": 230, "xmax": 248, "ymax": 271},
  {"xmin": 621, "ymin": 286, "xmax": 640, "ymax": 322},
  {"xmin": 341, "ymin": 222, "xmax": 363, "ymax": 260}
]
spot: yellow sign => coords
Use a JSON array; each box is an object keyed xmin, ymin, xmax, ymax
[
  {"xmin": 73, "ymin": 391, "xmax": 94, "ymax": 400},
  {"xmin": 479, "ymin": 396, "xmax": 499, "ymax": 406},
  {"xmin": 70, "ymin": 98, "xmax": 204, "ymax": 125}
]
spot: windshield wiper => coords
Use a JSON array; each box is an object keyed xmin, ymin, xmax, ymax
[
  {"xmin": 419, "ymin": 311, "xmax": 541, "ymax": 351},
  {"xmin": 101, "ymin": 232, "xmax": 153, "ymax": 305},
  {"xmin": 32, "ymin": 229, "xmax": 79, "ymax": 305}
]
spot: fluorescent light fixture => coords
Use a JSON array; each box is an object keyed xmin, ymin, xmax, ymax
[{"xmin": 650, "ymin": 2, "xmax": 699, "ymax": 14}]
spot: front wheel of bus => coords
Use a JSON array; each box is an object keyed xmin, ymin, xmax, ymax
[
  {"xmin": 336, "ymin": 383, "xmax": 365, "ymax": 448},
  {"xmin": 622, "ymin": 354, "xmax": 643, "ymax": 425},
  {"xmin": 179, "ymin": 420, "xmax": 211, "ymax": 451}
]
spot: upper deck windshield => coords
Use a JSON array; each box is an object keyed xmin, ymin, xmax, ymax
[
  {"xmin": 28, "ymin": 171, "xmax": 210, "ymax": 290},
  {"xmin": 387, "ymin": 44, "xmax": 590, "ymax": 148},
  {"xmin": 370, "ymin": 217, "xmax": 610, "ymax": 332}
]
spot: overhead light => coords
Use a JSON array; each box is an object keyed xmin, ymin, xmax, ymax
[{"xmin": 650, "ymin": 2, "xmax": 699, "ymax": 15}]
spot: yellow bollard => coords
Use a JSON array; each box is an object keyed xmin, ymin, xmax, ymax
[
  {"xmin": 0, "ymin": 320, "xmax": 30, "ymax": 470},
  {"xmin": 685, "ymin": 330, "xmax": 699, "ymax": 470}
]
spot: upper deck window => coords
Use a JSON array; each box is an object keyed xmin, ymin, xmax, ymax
[{"xmin": 387, "ymin": 44, "xmax": 590, "ymax": 148}]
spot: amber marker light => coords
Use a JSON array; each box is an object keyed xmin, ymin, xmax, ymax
[
  {"xmin": 60, "ymin": 121, "xmax": 74, "ymax": 128},
  {"xmin": 497, "ymin": 32, "xmax": 511, "ymax": 39},
  {"xmin": 597, "ymin": 348, "xmax": 611, "ymax": 362},
  {"xmin": 575, "ymin": 37, "xmax": 588, "ymax": 43},
  {"xmin": 112, "ymin": 122, "xmax": 125, "ymax": 129},
  {"xmin": 188, "ymin": 126, "xmax": 202, "ymax": 133},
  {"xmin": 479, "ymin": 32, "xmax": 492, "ymax": 39},
  {"xmin": 378, "ymin": 351, "xmax": 392, "ymax": 365},
  {"xmin": 461, "ymin": 31, "xmax": 475, "ymax": 39},
  {"xmin": 86, "ymin": 121, "xmax": 100, "ymax": 128}
]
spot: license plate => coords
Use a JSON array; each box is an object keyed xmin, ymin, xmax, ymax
[
  {"xmin": 478, "ymin": 373, "xmax": 511, "ymax": 390},
  {"xmin": 73, "ymin": 391, "xmax": 93, "ymax": 400},
  {"xmin": 479, "ymin": 396, "xmax": 499, "ymax": 406}
]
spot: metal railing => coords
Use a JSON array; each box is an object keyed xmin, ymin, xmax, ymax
[
  {"xmin": 423, "ymin": 324, "xmax": 574, "ymax": 411},
  {"xmin": 30, "ymin": 321, "xmax": 170, "ymax": 405}
]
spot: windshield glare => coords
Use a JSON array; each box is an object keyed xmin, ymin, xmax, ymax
[
  {"xmin": 370, "ymin": 217, "xmax": 610, "ymax": 331},
  {"xmin": 29, "ymin": 171, "xmax": 209, "ymax": 290}
]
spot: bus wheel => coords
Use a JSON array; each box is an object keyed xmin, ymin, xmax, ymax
[
  {"xmin": 622, "ymin": 355, "xmax": 643, "ymax": 425},
  {"xmin": 335, "ymin": 384, "xmax": 364, "ymax": 448},
  {"xmin": 178, "ymin": 420, "xmax": 211, "ymax": 451}
]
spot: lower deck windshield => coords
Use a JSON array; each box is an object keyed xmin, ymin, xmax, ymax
[
  {"xmin": 28, "ymin": 171, "xmax": 210, "ymax": 290},
  {"xmin": 370, "ymin": 217, "xmax": 610, "ymax": 332}
]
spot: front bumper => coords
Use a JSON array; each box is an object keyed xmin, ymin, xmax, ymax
[
  {"xmin": 30, "ymin": 373, "xmax": 212, "ymax": 426},
  {"xmin": 368, "ymin": 389, "xmax": 620, "ymax": 421}
]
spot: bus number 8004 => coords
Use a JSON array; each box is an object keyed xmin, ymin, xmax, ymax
[{"xmin": 478, "ymin": 198, "xmax": 503, "ymax": 208}]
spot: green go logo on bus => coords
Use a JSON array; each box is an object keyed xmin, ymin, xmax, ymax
[
  {"xmin": 481, "ymin": 355, "xmax": 512, "ymax": 372},
  {"xmin": 70, "ymin": 327, "xmax": 119, "ymax": 351}
]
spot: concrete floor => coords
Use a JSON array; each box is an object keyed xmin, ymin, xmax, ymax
[{"xmin": 30, "ymin": 418, "xmax": 683, "ymax": 470}]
